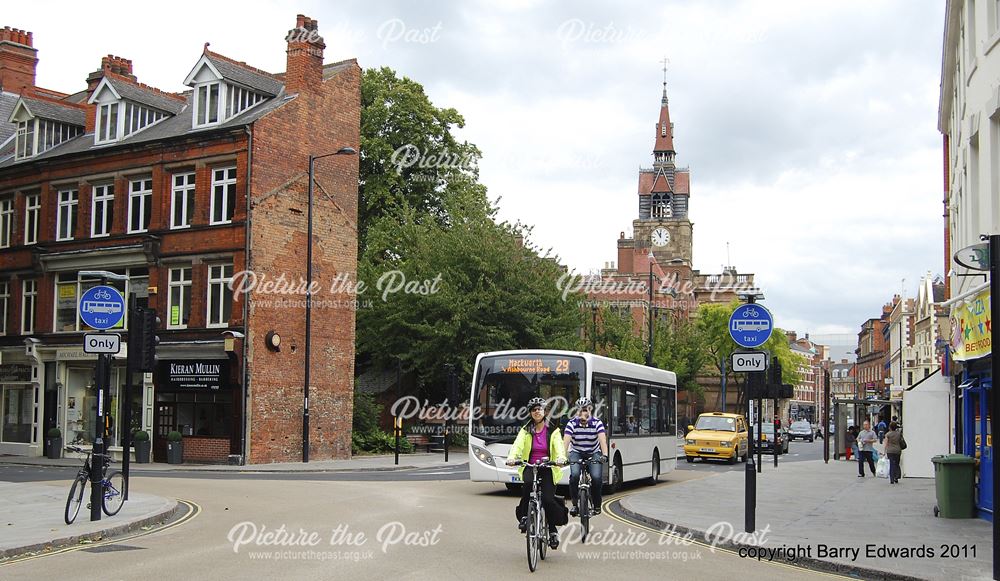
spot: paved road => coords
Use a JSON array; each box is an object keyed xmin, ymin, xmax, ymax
[
  {"xmin": 676, "ymin": 436, "xmax": 832, "ymax": 474},
  {"xmin": 0, "ymin": 462, "xmax": 472, "ymax": 483},
  {"xmin": 1, "ymin": 473, "xmax": 849, "ymax": 580}
]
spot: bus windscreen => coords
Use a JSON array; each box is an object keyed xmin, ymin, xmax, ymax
[{"xmin": 470, "ymin": 355, "xmax": 585, "ymax": 444}]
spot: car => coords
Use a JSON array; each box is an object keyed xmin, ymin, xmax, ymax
[
  {"xmin": 684, "ymin": 412, "xmax": 749, "ymax": 464},
  {"xmin": 752, "ymin": 423, "xmax": 790, "ymax": 454},
  {"xmin": 788, "ymin": 420, "xmax": 814, "ymax": 442}
]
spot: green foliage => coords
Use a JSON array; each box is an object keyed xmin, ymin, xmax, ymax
[
  {"xmin": 351, "ymin": 430, "xmax": 414, "ymax": 455},
  {"xmin": 652, "ymin": 314, "xmax": 709, "ymax": 399},
  {"xmin": 132, "ymin": 430, "xmax": 150, "ymax": 442},
  {"xmin": 167, "ymin": 431, "xmax": 182, "ymax": 442},
  {"xmin": 357, "ymin": 67, "xmax": 584, "ymax": 395},
  {"xmin": 47, "ymin": 427, "xmax": 61, "ymax": 438},
  {"xmin": 353, "ymin": 391, "xmax": 383, "ymax": 435},
  {"xmin": 591, "ymin": 305, "xmax": 644, "ymax": 363}
]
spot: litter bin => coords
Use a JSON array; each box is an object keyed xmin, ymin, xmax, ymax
[{"xmin": 931, "ymin": 454, "xmax": 976, "ymax": 518}]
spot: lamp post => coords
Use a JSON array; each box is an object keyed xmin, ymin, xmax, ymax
[
  {"xmin": 591, "ymin": 305, "xmax": 598, "ymax": 353},
  {"xmin": 304, "ymin": 146, "xmax": 357, "ymax": 463},
  {"xmin": 646, "ymin": 249, "xmax": 655, "ymax": 367}
]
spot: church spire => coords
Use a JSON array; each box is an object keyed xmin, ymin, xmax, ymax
[{"xmin": 654, "ymin": 58, "xmax": 675, "ymax": 155}]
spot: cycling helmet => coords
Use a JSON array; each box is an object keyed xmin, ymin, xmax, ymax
[
  {"xmin": 575, "ymin": 397, "xmax": 592, "ymax": 409},
  {"xmin": 527, "ymin": 397, "xmax": 547, "ymax": 410}
]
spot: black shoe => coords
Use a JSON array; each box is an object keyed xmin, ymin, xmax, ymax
[
  {"xmin": 518, "ymin": 517, "xmax": 527, "ymax": 533},
  {"xmin": 858, "ymin": 474, "xmax": 864, "ymax": 477},
  {"xmin": 570, "ymin": 506, "xmax": 579, "ymax": 517},
  {"xmin": 592, "ymin": 506, "xmax": 601, "ymax": 515},
  {"xmin": 549, "ymin": 531, "xmax": 559, "ymax": 549}
]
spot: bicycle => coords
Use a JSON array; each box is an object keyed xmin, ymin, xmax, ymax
[
  {"xmin": 570, "ymin": 456, "xmax": 605, "ymax": 543},
  {"xmin": 64, "ymin": 446, "xmax": 125, "ymax": 524},
  {"xmin": 509, "ymin": 458, "xmax": 562, "ymax": 572}
]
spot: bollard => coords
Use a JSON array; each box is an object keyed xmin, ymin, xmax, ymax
[
  {"xmin": 90, "ymin": 438, "xmax": 103, "ymax": 522},
  {"xmin": 394, "ymin": 417, "xmax": 401, "ymax": 466}
]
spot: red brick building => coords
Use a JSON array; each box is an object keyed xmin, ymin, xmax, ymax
[
  {"xmin": 0, "ymin": 15, "xmax": 360, "ymax": 464},
  {"xmin": 856, "ymin": 305, "xmax": 891, "ymax": 400}
]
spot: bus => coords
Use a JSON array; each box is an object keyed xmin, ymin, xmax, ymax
[{"xmin": 468, "ymin": 349, "xmax": 678, "ymax": 491}]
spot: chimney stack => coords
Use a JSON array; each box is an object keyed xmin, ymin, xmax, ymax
[
  {"xmin": 0, "ymin": 26, "xmax": 38, "ymax": 93},
  {"xmin": 84, "ymin": 55, "xmax": 135, "ymax": 133},
  {"xmin": 285, "ymin": 14, "xmax": 325, "ymax": 94}
]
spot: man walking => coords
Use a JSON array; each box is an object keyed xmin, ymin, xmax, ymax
[{"xmin": 857, "ymin": 420, "xmax": 877, "ymax": 477}]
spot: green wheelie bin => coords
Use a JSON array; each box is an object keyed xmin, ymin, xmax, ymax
[{"xmin": 931, "ymin": 454, "xmax": 976, "ymax": 518}]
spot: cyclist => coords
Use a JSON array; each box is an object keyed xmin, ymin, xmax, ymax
[
  {"xmin": 506, "ymin": 397, "xmax": 568, "ymax": 549},
  {"xmin": 562, "ymin": 397, "xmax": 608, "ymax": 517}
]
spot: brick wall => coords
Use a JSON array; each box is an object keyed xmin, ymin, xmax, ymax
[
  {"xmin": 182, "ymin": 436, "xmax": 230, "ymax": 463},
  {"xmin": 246, "ymin": 58, "xmax": 360, "ymax": 464}
]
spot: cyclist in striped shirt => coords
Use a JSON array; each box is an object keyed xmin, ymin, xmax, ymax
[{"xmin": 562, "ymin": 397, "xmax": 608, "ymax": 516}]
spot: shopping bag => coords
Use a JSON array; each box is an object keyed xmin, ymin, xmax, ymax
[{"xmin": 875, "ymin": 456, "xmax": 889, "ymax": 478}]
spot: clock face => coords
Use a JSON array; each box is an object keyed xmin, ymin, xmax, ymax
[{"xmin": 651, "ymin": 227, "xmax": 671, "ymax": 247}]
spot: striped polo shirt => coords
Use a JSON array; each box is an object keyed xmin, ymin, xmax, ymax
[{"xmin": 565, "ymin": 417, "xmax": 606, "ymax": 453}]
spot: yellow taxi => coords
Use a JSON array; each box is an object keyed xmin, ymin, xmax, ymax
[{"xmin": 684, "ymin": 412, "xmax": 749, "ymax": 464}]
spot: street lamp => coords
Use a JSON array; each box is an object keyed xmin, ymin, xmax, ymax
[
  {"xmin": 646, "ymin": 249, "xmax": 655, "ymax": 367},
  {"xmin": 590, "ymin": 305, "xmax": 598, "ymax": 353},
  {"xmin": 304, "ymin": 146, "xmax": 357, "ymax": 463}
]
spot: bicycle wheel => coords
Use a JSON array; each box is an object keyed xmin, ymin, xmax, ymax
[
  {"xmin": 580, "ymin": 487, "xmax": 590, "ymax": 544},
  {"xmin": 538, "ymin": 503, "xmax": 547, "ymax": 561},
  {"xmin": 64, "ymin": 474, "xmax": 87, "ymax": 525},
  {"xmin": 526, "ymin": 502, "xmax": 538, "ymax": 572},
  {"xmin": 102, "ymin": 471, "xmax": 125, "ymax": 516}
]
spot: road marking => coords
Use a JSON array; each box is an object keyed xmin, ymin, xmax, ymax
[
  {"xmin": 599, "ymin": 493, "xmax": 853, "ymax": 579},
  {"xmin": 0, "ymin": 499, "xmax": 201, "ymax": 566}
]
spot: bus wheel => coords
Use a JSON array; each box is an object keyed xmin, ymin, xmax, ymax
[
  {"xmin": 649, "ymin": 452, "xmax": 660, "ymax": 485},
  {"xmin": 606, "ymin": 457, "xmax": 623, "ymax": 494}
]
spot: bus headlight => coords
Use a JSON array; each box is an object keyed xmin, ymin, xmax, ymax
[{"xmin": 472, "ymin": 445, "xmax": 495, "ymax": 466}]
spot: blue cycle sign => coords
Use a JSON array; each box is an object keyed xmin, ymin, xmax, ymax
[
  {"xmin": 79, "ymin": 285, "xmax": 126, "ymax": 330},
  {"xmin": 728, "ymin": 303, "xmax": 773, "ymax": 348}
]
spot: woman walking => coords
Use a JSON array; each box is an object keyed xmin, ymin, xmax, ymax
[{"xmin": 883, "ymin": 421, "xmax": 906, "ymax": 484}]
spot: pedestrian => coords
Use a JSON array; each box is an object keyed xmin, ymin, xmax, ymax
[
  {"xmin": 856, "ymin": 420, "xmax": 877, "ymax": 477},
  {"xmin": 883, "ymin": 421, "xmax": 906, "ymax": 484},
  {"xmin": 844, "ymin": 425, "xmax": 856, "ymax": 461},
  {"xmin": 875, "ymin": 417, "xmax": 888, "ymax": 444}
]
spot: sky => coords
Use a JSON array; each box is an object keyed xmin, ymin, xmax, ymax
[{"xmin": 5, "ymin": 1, "xmax": 947, "ymax": 340}]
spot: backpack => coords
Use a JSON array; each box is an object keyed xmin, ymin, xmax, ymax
[{"xmin": 550, "ymin": 495, "xmax": 570, "ymax": 526}]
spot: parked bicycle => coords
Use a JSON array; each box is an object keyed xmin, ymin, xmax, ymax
[
  {"xmin": 64, "ymin": 445, "xmax": 125, "ymax": 524},
  {"xmin": 570, "ymin": 456, "xmax": 604, "ymax": 543},
  {"xmin": 510, "ymin": 458, "xmax": 562, "ymax": 572}
]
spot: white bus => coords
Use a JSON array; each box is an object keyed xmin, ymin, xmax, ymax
[{"xmin": 468, "ymin": 350, "xmax": 678, "ymax": 491}]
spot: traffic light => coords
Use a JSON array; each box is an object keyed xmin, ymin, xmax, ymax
[{"xmin": 129, "ymin": 306, "xmax": 160, "ymax": 372}]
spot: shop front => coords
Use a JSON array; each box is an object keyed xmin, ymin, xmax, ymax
[
  {"xmin": 0, "ymin": 358, "xmax": 38, "ymax": 456},
  {"xmin": 949, "ymin": 284, "xmax": 993, "ymax": 521},
  {"xmin": 154, "ymin": 357, "xmax": 240, "ymax": 464}
]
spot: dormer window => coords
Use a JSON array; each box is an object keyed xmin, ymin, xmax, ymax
[
  {"xmin": 90, "ymin": 77, "xmax": 170, "ymax": 144},
  {"xmin": 196, "ymin": 82, "xmax": 221, "ymax": 126},
  {"xmin": 10, "ymin": 98, "xmax": 84, "ymax": 160},
  {"xmin": 97, "ymin": 103, "xmax": 118, "ymax": 143},
  {"xmin": 185, "ymin": 54, "xmax": 276, "ymax": 128}
]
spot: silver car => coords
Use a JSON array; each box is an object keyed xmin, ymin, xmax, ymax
[{"xmin": 788, "ymin": 420, "xmax": 814, "ymax": 442}]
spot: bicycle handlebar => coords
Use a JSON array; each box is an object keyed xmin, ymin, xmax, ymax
[
  {"xmin": 568, "ymin": 457, "xmax": 605, "ymax": 465},
  {"xmin": 507, "ymin": 459, "xmax": 566, "ymax": 468}
]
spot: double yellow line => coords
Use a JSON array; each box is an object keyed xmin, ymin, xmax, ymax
[{"xmin": 0, "ymin": 499, "xmax": 201, "ymax": 566}]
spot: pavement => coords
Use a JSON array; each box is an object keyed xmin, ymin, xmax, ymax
[
  {"xmin": 0, "ymin": 452, "xmax": 466, "ymax": 560},
  {"xmin": 0, "ymin": 451, "xmax": 467, "ymax": 472},
  {"xmin": 0, "ymin": 481, "xmax": 178, "ymax": 560},
  {"xmin": 620, "ymin": 457, "xmax": 992, "ymax": 581}
]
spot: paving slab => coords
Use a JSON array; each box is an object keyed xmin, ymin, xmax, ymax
[{"xmin": 620, "ymin": 459, "xmax": 991, "ymax": 581}]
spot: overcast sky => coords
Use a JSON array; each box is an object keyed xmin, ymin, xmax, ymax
[{"xmin": 6, "ymin": 1, "xmax": 946, "ymax": 340}]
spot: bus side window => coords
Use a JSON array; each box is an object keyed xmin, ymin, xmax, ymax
[
  {"xmin": 595, "ymin": 379, "xmax": 610, "ymax": 428},
  {"xmin": 612, "ymin": 381, "xmax": 625, "ymax": 435}
]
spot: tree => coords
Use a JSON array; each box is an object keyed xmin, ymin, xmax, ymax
[
  {"xmin": 652, "ymin": 313, "xmax": 709, "ymax": 400},
  {"xmin": 694, "ymin": 302, "xmax": 802, "ymax": 410},
  {"xmin": 359, "ymin": 67, "xmax": 486, "ymax": 247},
  {"xmin": 356, "ymin": 193, "xmax": 584, "ymax": 398},
  {"xmin": 591, "ymin": 305, "xmax": 644, "ymax": 363}
]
